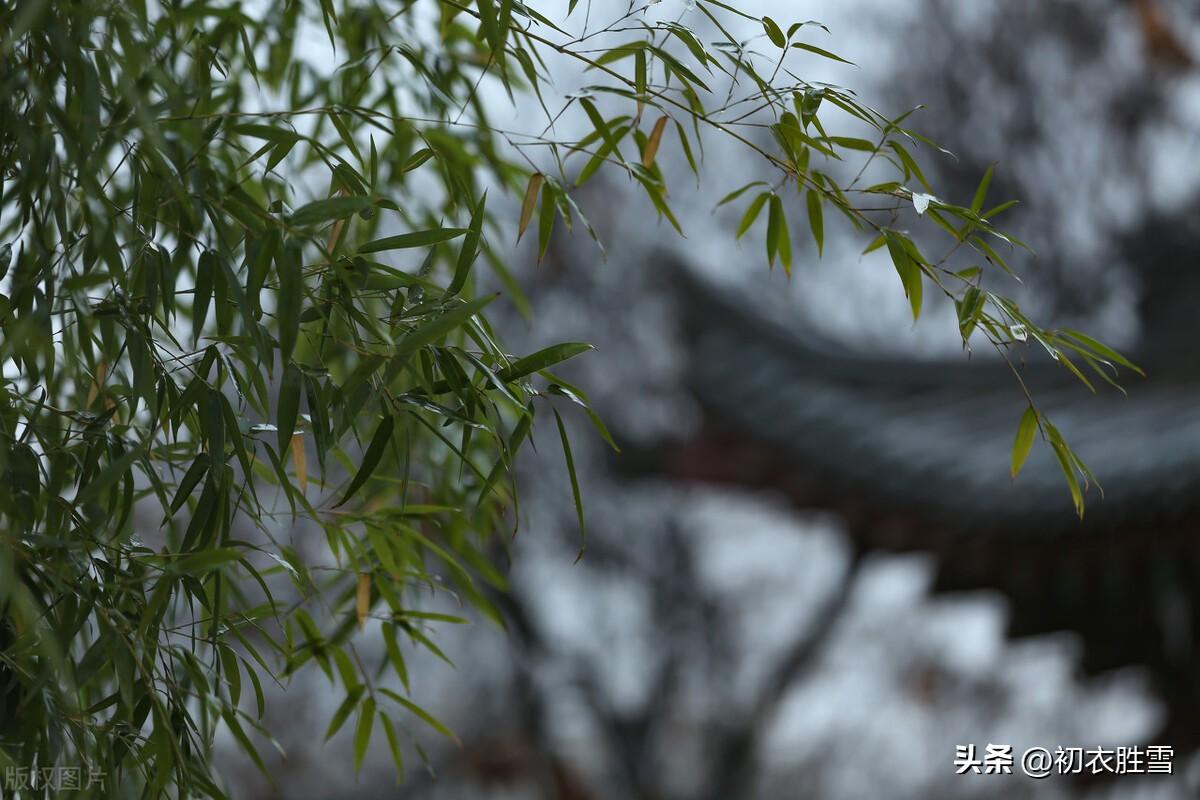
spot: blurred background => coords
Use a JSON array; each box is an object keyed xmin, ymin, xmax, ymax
[{"xmin": 222, "ymin": 0, "xmax": 1200, "ymax": 796}]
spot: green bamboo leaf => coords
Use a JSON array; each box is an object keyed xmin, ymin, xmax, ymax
[
  {"xmin": 277, "ymin": 362, "xmax": 303, "ymax": 457},
  {"xmin": 1058, "ymin": 329, "xmax": 1144, "ymax": 375},
  {"xmin": 884, "ymin": 229, "xmax": 922, "ymax": 320},
  {"xmin": 77, "ymin": 447, "xmax": 143, "ymax": 505},
  {"xmin": 806, "ymin": 189, "xmax": 824, "ymax": 257},
  {"xmin": 538, "ymin": 180, "xmax": 557, "ymax": 261},
  {"xmin": 476, "ymin": 0, "xmax": 501, "ymax": 53},
  {"xmin": 497, "ymin": 342, "xmax": 594, "ymax": 381},
  {"xmin": 956, "ymin": 286, "xmax": 985, "ymax": 340},
  {"xmin": 717, "ymin": 182, "xmax": 767, "ymax": 208},
  {"xmin": 394, "ymin": 294, "xmax": 497, "ymax": 359},
  {"xmin": 219, "ymin": 645, "xmax": 241, "ymax": 707},
  {"xmin": 761, "ymin": 16, "xmax": 787, "ymax": 48},
  {"xmin": 578, "ymin": 98, "xmax": 626, "ymax": 167},
  {"xmin": 325, "ymin": 687, "xmax": 365, "ymax": 741},
  {"xmin": 223, "ymin": 709, "xmax": 270, "ymax": 780},
  {"xmin": 289, "ymin": 195, "xmax": 374, "ymax": 227},
  {"xmin": 193, "ymin": 251, "xmax": 215, "ymax": 346},
  {"xmin": 517, "ymin": 173, "xmax": 543, "ymax": 242},
  {"xmin": 401, "ymin": 148, "xmax": 435, "ymax": 172},
  {"xmin": 766, "ymin": 193, "xmax": 783, "ymax": 268},
  {"xmin": 1050, "ymin": 438, "xmax": 1085, "ymax": 518},
  {"xmin": 543, "ymin": 379, "xmax": 619, "ymax": 452},
  {"xmin": 277, "ymin": 239, "xmax": 303, "ymax": 363},
  {"xmin": 775, "ymin": 196, "xmax": 792, "ymax": 273},
  {"xmin": 358, "ymin": 228, "xmax": 468, "ymax": 254},
  {"xmin": 379, "ymin": 689, "xmax": 459, "ymax": 744},
  {"xmin": 1011, "ymin": 407, "xmax": 1038, "ymax": 478},
  {"xmin": 246, "ymin": 656, "xmax": 267, "ymax": 719},
  {"xmin": 790, "ymin": 41, "xmax": 854, "ymax": 64},
  {"xmin": 971, "ymin": 164, "xmax": 994, "ymax": 213},
  {"xmin": 635, "ymin": 49, "xmax": 647, "ymax": 116},
  {"xmin": 170, "ymin": 548, "xmax": 242, "ymax": 575},
  {"xmin": 328, "ymin": 112, "xmax": 363, "ymax": 166},
  {"xmin": 169, "ymin": 453, "xmax": 211, "ymax": 516},
  {"xmin": 737, "ymin": 192, "xmax": 769, "ymax": 239},
  {"xmin": 591, "ymin": 41, "xmax": 645, "ymax": 68},
  {"xmin": 445, "ymin": 191, "xmax": 486, "ymax": 298},
  {"xmin": 380, "ymin": 713, "xmax": 405, "ymax": 783},
  {"xmin": 554, "ymin": 409, "xmax": 586, "ymax": 561},
  {"xmin": 888, "ymin": 141, "xmax": 931, "ymax": 192},
  {"xmin": 334, "ymin": 413, "xmax": 394, "ymax": 508},
  {"xmin": 354, "ymin": 699, "xmax": 375, "ymax": 772},
  {"xmin": 383, "ymin": 624, "xmax": 411, "ymax": 694},
  {"xmin": 230, "ymin": 124, "xmax": 302, "ymax": 145},
  {"xmin": 675, "ymin": 120, "xmax": 699, "ymax": 177},
  {"xmin": 981, "ymin": 199, "xmax": 1019, "ymax": 220}
]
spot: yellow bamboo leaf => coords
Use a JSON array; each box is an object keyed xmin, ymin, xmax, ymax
[
  {"xmin": 291, "ymin": 433, "xmax": 307, "ymax": 495},
  {"xmin": 641, "ymin": 115, "xmax": 669, "ymax": 168},
  {"xmin": 86, "ymin": 361, "xmax": 107, "ymax": 407},
  {"xmin": 356, "ymin": 572, "xmax": 371, "ymax": 630},
  {"xmin": 326, "ymin": 188, "xmax": 349, "ymax": 257},
  {"xmin": 517, "ymin": 172, "xmax": 543, "ymax": 241}
]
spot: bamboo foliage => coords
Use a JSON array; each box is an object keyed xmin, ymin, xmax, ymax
[{"xmin": 0, "ymin": 0, "xmax": 1134, "ymax": 794}]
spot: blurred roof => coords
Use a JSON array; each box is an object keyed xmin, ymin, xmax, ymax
[{"xmin": 672, "ymin": 258, "xmax": 1200, "ymax": 539}]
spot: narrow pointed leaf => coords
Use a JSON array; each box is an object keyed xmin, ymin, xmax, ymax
[
  {"xmin": 358, "ymin": 228, "xmax": 469, "ymax": 254},
  {"xmin": 334, "ymin": 414, "xmax": 394, "ymax": 508},
  {"xmin": 517, "ymin": 173, "xmax": 543, "ymax": 241},
  {"xmin": 641, "ymin": 116, "xmax": 669, "ymax": 168},
  {"xmin": 1011, "ymin": 407, "xmax": 1038, "ymax": 478},
  {"xmin": 277, "ymin": 362, "xmax": 302, "ymax": 457},
  {"xmin": 553, "ymin": 409, "xmax": 586, "ymax": 561},
  {"xmin": 356, "ymin": 572, "xmax": 371, "ymax": 630}
]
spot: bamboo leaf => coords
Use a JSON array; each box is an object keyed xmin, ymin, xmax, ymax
[
  {"xmin": 77, "ymin": 447, "xmax": 143, "ymax": 505},
  {"xmin": 170, "ymin": 548, "xmax": 242, "ymax": 576},
  {"xmin": 401, "ymin": 148, "xmax": 435, "ymax": 172},
  {"xmin": 971, "ymin": 164, "xmax": 994, "ymax": 213},
  {"xmin": 884, "ymin": 229, "xmax": 923, "ymax": 321},
  {"xmin": 806, "ymin": 189, "xmax": 824, "ymax": 257},
  {"xmin": 356, "ymin": 572, "xmax": 371, "ymax": 630},
  {"xmin": 538, "ymin": 180, "xmax": 556, "ymax": 261},
  {"xmin": 517, "ymin": 173, "xmax": 543, "ymax": 241},
  {"xmin": 358, "ymin": 228, "xmax": 469, "ymax": 254},
  {"xmin": 766, "ymin": 193, "xmax": 783, "ymax": 268},
  {"xmin": 497, "ymin": 342, "xmax": 594, "ymax": 381},
  {"xmin": 277, "ymin": 362, "xmax": 302, "ymax": 457},
  {"xmin": 790, "ymin": 41, "xmax": 854, "ymax": 64},
  {"xmin": 394, "ymin": 294, "xmax": 497, "ymax": 358},
  {"xmin": 223, "ymin": 710, "xmax": 270, "ymax": 779},
  {"xmin": 1011, "ymin": 407, "xmax": 1038, "ymax": 478},
  {"xmin": 762, "ymin": 16, "xmax": 787, "ymax": 48},
  {"xmin": 334, "ymin": 414, "xmax": 394, "ymax": 508},
  {"xmin": 289, "ymin": 195, "xmax": 374, "ymax": 227},
  {"xmin": 554, "ymin": 409, "xmax": 586, "ymax": 561},
  {"xmin": 380, "ymin": 689, "xmax": 459, "ymax": 744},
  {"xmin": 291, "ymin": 433, "xmax": 307, "ymax": 495},
  {"xmin": 325, "ymin": 687, "xmax": 365, "ymax": 741},
  {"xmin": 738, "ymin": 192, "xmax": 769, "ymax": 239},
  {"xmin": 641, "ymin": 115, "xmax": 669, "ymax": 168},
  {"xmin": 354, "ymin": 699, "xmax": 375, "ymax": 772},
  {"xmin": 277, "ymin": 239, "xmax": 303, "ymax": 363},
  {"xmin": 193, "ymin": 251, "xmax": 215, "ymax": 346},
  {"xmin": 446, "ymin": 192, "xmax": 487, "ymax": 298},
  {"xmin": 169, "ymin": 454, "xmax": 211, "ymax": 516},
  {"xmin": 718, "ymin": 182, "xmax": 767, "ymax": 208}
]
